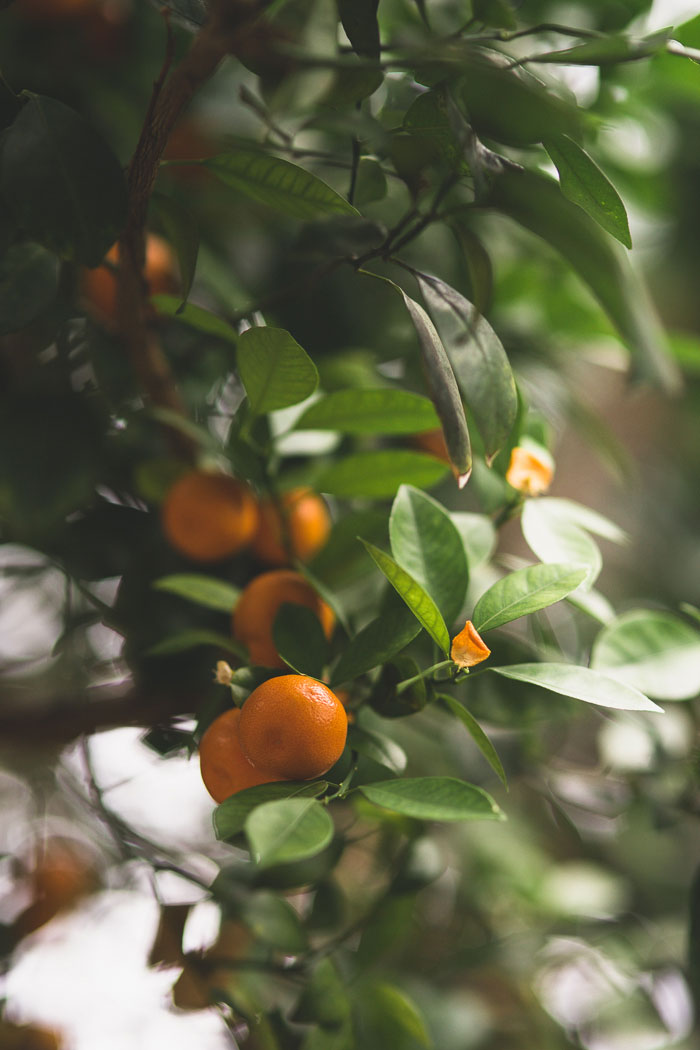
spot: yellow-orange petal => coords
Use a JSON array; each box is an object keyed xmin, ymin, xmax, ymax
[
  {"xmin": 451, "ymin": 620, "xmax": 491, "ymax": 669},
  {"xmin": 505, "ymin": 446, "xmax": 553, "ymax": 497}
]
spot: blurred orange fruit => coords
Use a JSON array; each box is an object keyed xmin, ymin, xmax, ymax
[
  {"xmin": 251, "ymin": 487, "xmax": 331, "ymax": 566},
  {"xmin": 162, "ymin": 470, "xmax": 259, "ymax": 562},
  {"xmin": 13, "ymin": 837, "xmax": 97, "ymax": 938},
  {"xmin": 232, "ymin": 569, "xmax": 335, "ymax": 668},
  {"xmin": 81, "ymin": 233, "xmax": 179, "ymax": 324},
  {"xmin": 199, "ymin": 706, "xmax": 283, "ymax": 803},
  {"xmin": 0, "ymin": 1021, "xmax": 63, "ymax": 1049},
  {"xmin": 239, "ymin": 674, "xmax": 347, "ymax": 780},
  {"xmin": 505, "ymin": 445, "xmax": 553, "ymax": 496}
]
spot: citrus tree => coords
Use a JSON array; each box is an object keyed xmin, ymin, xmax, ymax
[{"xmin": 2, "ymin": 0, "xmax": 700, "ymax": 1047}]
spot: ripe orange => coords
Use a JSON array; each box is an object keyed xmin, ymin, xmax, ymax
[
  {"xmin": 161, "ymin": 470, "xmax": 259, "ymax": 562},
  {"xmin": 199, "ymin": 706, "xmax": 283, "ymax": 803},
  {"xmin": 80, "ymin": 233, "xmax": 179, "ymax": 324},
  {"xmin": 239, "ymin": 674, "xmax": 347, "ymax": 780},
  {"xmin": 14, "ymin": 837, "xmax": 97, "ymax": 938},
  {"xmin": 232, "ymin": 569, "xmax": 335, "ymax": 668},
  {"xmin": 251, "ymin": 487, "xmax": 331, "ymax": 566}
]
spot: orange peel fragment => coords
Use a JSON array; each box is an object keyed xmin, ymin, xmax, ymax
[{"xmin": 451, "ymin": 620, "xmax": 491, "ymax": 669}]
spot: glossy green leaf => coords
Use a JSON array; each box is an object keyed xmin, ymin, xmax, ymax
[
  {"xmin": 331, "ymin": 592, "xmax": 421, "ymax": 686},
  {"xmin": 492, "ymin": 663, "xmax": 663, "ymax": 712},
  {"xmin": 237, "ymin": 326, "xmax": 318, "ymax": 414},
  {"xmin": 1, "ymin": 94, "xmax": 126, "ymax": 265},
  {"xmin": 473, "ymin": 563, "xmax": 588, "ymax": 633},
  {"xmin": 150, "ymin": 191, "xmax": 199, "ymax": 303},
  {"xmin": 452, "ymin": 223, "xmax": 493, "ymax": 314},
  {"xmin": 418, "ymin": 274, "xmax": 517, "ymax": 463},
  {"xmin": 272, "ymin": 602, "xmax": 330, "ymax": 679},
  {"xmin": 348, "ymin": 725, "xmax": 407, "ymax": 774},
  {"xmin": 389, "ymin": 484, "xmax": 468, "ymax": 622},
  {"xmin": 488, "ymin": 168, "xmax": 680, "ymax": 392},
  {"xmin": 214, "ymin": 781, "xmax": 327, "ymax": 840},
  {"xmin": 146, "ymin": 629, "xmax": 245, "ymax": 658},
  {"xmin": 451, "ymin": 512, "xmax": 496, "ymax": 569},
  {"xmin": 531, "ymin": 28, "xmax": 671, "ymax": 65},
  {"xmin": 153, "ymin": 574, "xmax": 239, "ymax": 611},
  {"xmin": 338, "ymin": 0, "xmax": 380, "ymax": 59},
  {"xmin": 294, "ymin": 388, "xmax": 439, "ymax": 434},
  {"xmin": 358, "ymin": 983, "xmax": 432, "ymax": 1048},
  {"xmin": 151, "ymin": 295, "xmax": 237, "ymax": 344},
  {"xmin": 205, "ymin": 150, "xmax": 359, "ymax": 219},
  {"xmin": 246, "ymin": 892, "xmax": 308, "ymax": 952},
  {"xmin": 0, "ymin": 241, "xmax": 60, "ymax": 335},
  {"xmin": 591, "ymin": 609, "xmax": 700, "ymax": 700},
  {"xmin": 521, "ymin": 501, "xmax": 603, "ymax": 589},
  {"xmin": 359, "ymin": 777, "xmax": 504, "ymax": 821},
  {"xmin": 245, "ymin": 798, "xmax": 334, "ymax": 867},
  {"xmin": 361, "ymin": 540, "xmax": 451, "ymax": 654},
  {"xmin": 315, "ymin": 450, "xmax": 449, "ymax": 499},
  {"xmin": 532, "ymin": 498, "xmax": 628, "ymax": 543},
  {"xmin": 544, "ymin": 135, "xmax": 631, "ymax": 248},
  {"xmin": 438, "ymin": 694, "xmax": 507, "ymax": 786}
]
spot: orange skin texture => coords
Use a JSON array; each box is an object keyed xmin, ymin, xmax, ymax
[
  {"xmin": 239, "ymin": 675, "xmax": 347, "ymax": 781},
  {"xmin": 232, "ymin": 569, "xmax": 335, "ymax": 668},
  {"xmin": 505, "ymin": 446, "xmax": 554, "ymax": 497},
  {"xmin": 162, "ymin": 471, "xmax": 259, "ymax": 562},
  {"xmin": 251, "ymin": 487, "xmax": 331, "ymax": 566},
  {"xmin": 199, "ymin": 707, "xmax": 283, "ymax": 803},
  {"xmin": 80, "ymin": 234, "xmax": 179, "ymax": 325}
]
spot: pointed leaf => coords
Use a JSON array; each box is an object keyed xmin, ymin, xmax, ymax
[
  {"xmin": 237, "ymin": 326, "xmax": 318, "ymax": 414},
  {"xmin": 153, "ymin": 574, "xmax": 240, "ymax": 611},
  {"xmin": 531, "ymin": 28, "xmax": 672, "ymax": 65},
  {"xmin": 361, "ymin": 540, "xmax": 451, "ymax": 654},
  {"xmin": 438, "ymin": 694, "xmax": 507, "ymax": 787},
  {"xmin": 591, "ymin": 609, "xmax": 700, "ymax": 700},
  {"xmin": 338, "ymin": 0, "xmax": 380, "ymax": 59},
  {"xmin": 214, "ymin": 781, "xmax": 327, "ymax": 840},
  {"xmin": 331, "ymin": 590, "xmax": 421, "ymax": 685},
  {"xmin": 544, "ymin": 135, "xmax": 631, "ymax": 248},
  {"xmin": 451, "ymin": 512, "xmax": 497, "ymax": 569},
  {"xmin": 272, "ymin": 602, "xmax": 330, "ymax": 679},
  {"xmin": 418, "ymin": 274, "xmax": 517, "ymax": 462},
  {"xmin": 521, "ymin": 501, "xmax": 602, "ymax": 589},
  {"xmin": 205, "ymin": 150, "xmax": 359, "ymax": 219},
  {"xmin": 348, "ymin": 726, "xmax": 407, "ymax": 774},
  {"xmin": 390, "ymin": 484, "xmax": 468, "ymax": 622},
  {"xmin": 0, "ymin": 241, "xmax": 60, "ymax": 335},
  {"xmin": 245, "ymin": 798, "xmax": 334, "ymax": 867},
  {"xmin": 146, "ymin": 629, "xmax": 246, "ymax": 659},
  {"xmin": 294, "ymin": 388, "xmax": 439, "ymax": 434},
  {"xmin": 529, "ymin": 497, "xmax": 628, "ymax": 543},
  {"xmin": 151, "ymin": 295, "xmax": 238, "ymax": 344},
  {"xmin": 473, "ymin": 563, "xmax": 588, "ymax": 633},
  {"xmin": 315, "ymin": 450, "xmax": 449, "ymax": 499},
  {"xmin": 359, "ymin": 777, "xmax": 504, "ymax": 821},
  {"xmin": 492, "ymin": 663, "xmax": 662, "ymax": 712},
  {"xmin": 359, "ymin": 984, "xmax": 432, "ymax": 1048}
]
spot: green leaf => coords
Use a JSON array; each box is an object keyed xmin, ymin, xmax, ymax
[
  {"xmin": 438, "ymin": 694, "xmax": 507, "ymax": 787},
  {"xmin": 531, "ymin": 497, "xmax": 628, "ymax": 543},
  {"xmin": 331, "ymin": 592, "xmax": 422, "ymax": 686},
  {"xmin": 452, "ymin": 223, "xmax": 493, "ymax": 315},
  {"xmin": 359, "ymin": 777, "xmax": 504, "ymax": 821},
  {"xmin": 246, "ymin": 892, "xmax": 308, "ymax": 953},
  {"xmin": 361, "ymin": 540, "xmax": 451, "ymax": 654},
  {"xmin": 315, "ymin": 450, "xmax": 449, "ymax": 499},
  {"xmin": 151, "ymin": 295, "xmax": 238, "ymax": 344},
  {"xmin": 213, "ymin": 781, "xmax": 327, "ymax": 840},
  {"xmin": 417, "ymin": 274, "xmax": 517, "ymax": 463},
  {"xmin": 451, "ymin": 512, "xmax": 496, "ymax": 569},
  {"xmin": 488, "ymin": 168, "xmax": 680, "ymax": 392},
  {"xmin": 521, "ymin": 501, "xmax": 603, "ymax": 589},
  {"xmin": 398, "ymin": 287, "xmax": 472, "ymax": 482},
  {"xmin": 348, "ymin": 725, "xmax": 407, "ymax": 774},
  {"xmin": 591, "ymin": 609, "xmax": 700, "ymax": 701},
  {"xmin": 153, "ymin": 574, "xmax": 240, "ymax": 611},
  {"xmin": 473, "ymin": 563, "xmax": 588, "ymax": 633},
  {"xmin": 389, "ymin": 485, "xmax": 468, "ymax": 623},
  {"xmin": 1, "ymin": 94, "xmax": 127, "ymax": 265},
  {"xmin": 472, "ymin": 0, "xmax": 515, "ymax": 29},
  {"xmin": 294, "ymin": 389, "xmax": 439, "ymax": 434},
  {"xmin": 531, "ymin": 28, "xmax": 671, "ymax": 65},
  {"xmin": 338, "ymin": 0, "xmax": 380, "ymax": 59},
  {"xmin": 354, "ymin": 156, "xmax": 387, "ymax": 206},
  {"xmin": 0, "ymin": 241, "xmax": 60, "ymax": 335},
  {"xmin": 205, "ymin": 150, "xmax": 359, "ymax": 219},
  {"xmin": 237, "ymin": 326, "xmax": 318, "ymax": 414},
  {"xmin": 150, "ymin": 191, "xmax": 199, "ymax": 303},
  {"xmin": 544, "ymin": 135, "xmax": 631, "ymax": 248},
  {"xmin": 293, "ymin": 958, "xmax": 351, "ymax": 1029},
  {"xmin": 245, "ymin": 798, "xmax": 334, "ymax": 867},
  {"xmin": 492, "ymin": 663, "xmax": 663, "ymax": 712},
  {"xmin": 358, "ymin": 983, "xmax": 432, "ymax": 1048},
  {"xmin": 272, "ymin": 602, "xmax": 330, "ymax": 679},
  {"xmin": 146, "ymin": 629, "xmax": 245, "ymax": 658}
]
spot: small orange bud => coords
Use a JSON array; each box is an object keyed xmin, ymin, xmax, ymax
[
  {"xmin": 214, "ymin": 661, "xmax": 234, "ymax": 686},
  {"xmin": 451, "ymin": 620, "xmax": 491, "ymax": 669},
  {"xmin": 505, "ymin": 445, "xmax": 553, "ymax": 497}
]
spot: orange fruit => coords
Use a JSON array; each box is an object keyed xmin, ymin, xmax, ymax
[
  {"xmin": 239, "ymin": 674, "xmax": 347, "ymax": 780},
  {"xmin": 0, "ymin": 1021, "xmax": 63, "ymax": 1050},
  {"xmin": 81, "ymin": 233, "xmax": 179, "ymax": 324},
  {"xmin": 14, "ymin": 837, "xmax": 97, "ymax": 938},
  {"xmin": 199, "ymin": 706, "xmax": 283, "ymax": 803},
  {"xmin": 232, "ymin": 569, "xmax": 335, "ymax": 668},
  {"xmin": 161, "ymin": 470, "xmax": 259, "ymax": 562},
  {"xmin": 251, "ymin": 487, "xmax": 331, "ymax": 566}
]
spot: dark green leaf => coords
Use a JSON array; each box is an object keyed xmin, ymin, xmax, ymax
[
  {"xmin": 214, "ymin": 781, "xmax": 328, "ymax": 840},
  {"xmin": 452, "ymin": 223, "xmax": 493, "ymax": 314},
  {"xmin": 153, "ymin": 574, "xmax": 240, "ymax": 611},
  {"xmin": 473, "ymin": 563, "xmax": 588, "ymax": 633},
  {"xmin": 246, "ymin": 798, "xmax": 334, "ymax": 867},
  {"xmin": 492, "ymin": 663, "xmax": 662, "ymax": 712},
  {"xmin": 354, "ymin": 156, "xmax": 388, "ymax": 206},
  {"xmin": 272, "ymin": 602, "xmax": 330, "ymax": 679},
  {"xmin": 472, "ymin": 0, "xmax": 516, "ymax": 29},
  {"xmin": 338, "ymin": 0, "xmax": 380, "ymax": 59},
  {"xmin": 315, "ymin": 450, "xmax": 449, "ymax": 499},
  {"xmin": 359, "ymin": 777, "xmax": 504, "ymax": 821},
  {"xmin": 146, "ymin": 629, "xmax": 245, "ymax": 658},
  {"xmin": 361, "ymin": 539, "xmax": 451, "ymax": 654},
  {"xmin": 294, "ymin": 389, "xmax": 439, "ymax": 434},
  {"xmin": 150, "ymin": 191, "xmax": 199, "ymax": 304},
  {"xmin": 488, "ymin": 168, "xmax": 680, "ymax": 391},
  {"xmin": 544, "ymin": 135, "xmax": 631, "ymax": 248},
  {"xmin": 1, "ymin": 94, "xmax": 127, "ymax": 265},
  {"xmin": 238, "ymin": 326, "xmax": 318, "ymax": 414},
  {"xmin": 417, "ymin": 274, "xmax": 517, "ymax": 463},
  {"xmin": 331, "ymin": 591, "xmax": 421, "ymax": 686},
  {"xmin": 151, "ymin": 295, "xmax": 238, "ymax": 343},
  {"xmin": 205, "ymin": 150, "xmax": 359, "ymax": 219},
  {"xmin": 389, "ymin": 485, "xmax": 468, "ymax": 622},
  {"xmin": 348, "ymin": 725, "xmax": 407, "ymax": 774},
  {"xmin": 294, "ymin": 958, "xmax": 351, "ymax": 1028},
  {"xmin": 245, "ymin": 892, "xmax": 308, "ymax": 952},
  {"xmin": 591, "ymin": 609, "xmax": 700, "ymax": 700},
  {"xmin": 438, "ymin": 694, "xmax": 507, "ymax": 787},
  {"xmin": 0, "ymin": 241, "xmax": 60, "ymax": 335}
]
